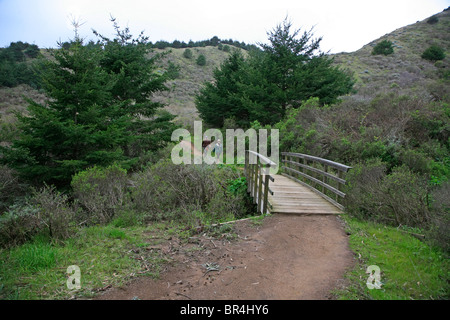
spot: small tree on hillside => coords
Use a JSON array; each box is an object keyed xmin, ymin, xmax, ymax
[
  {"xmin": 422, "ymin": 44, "xmax": 446, "ymax": 62},
  {"xmin": 427, "ymin": 15, "xmax": 439, "ymax": 24},
  {"xmin": 0, "ymin": 42, "xmax": 41, "ymax": 88},
  {"xmin": 196, "ymin": 54, "xmax": 206, "ymax": 66},
  {"xmin": 183, "ymin": 48, "xmax": 193, "ymax": 59},
  {"xmin": 372, "ymin": 40, "xmax": 394, "ymax": 56},
  {"xmin": 24, "ymin": 44, "xmax": 40, "ymax": 58}
]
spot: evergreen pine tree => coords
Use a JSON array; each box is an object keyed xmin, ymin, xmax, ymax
[
  {"xmin": 196, "ymin": 50, "xmax": 247, "ymax": 127},
  {"xmin": 1, "ymin": 19, "xmax": 177, "ymax": 187},
  {"xmin": 195, "ymin": 18, "xmax": 354, "ymax": 127}
]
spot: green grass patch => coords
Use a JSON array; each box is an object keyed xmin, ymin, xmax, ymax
[
  {"xmin": 335, "ymin": 215, "xmax": 449, "ymax": 300},
  {"xmin": 7, "ymin": 235, "xmax": 61, "ymax": 273},
  {"xmin": 0, "ymin": 223, "xmax": 174, "ymax": 300},
  {"xmin": 0, "ymin": 214, "xmax": 242, "ymax": 300}
]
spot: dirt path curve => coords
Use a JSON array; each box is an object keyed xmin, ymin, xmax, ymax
[
  {"xmin": 178, "ymin": 140, "xmax": 202, "ymax": 157},
  {"xmin": 96, "ymin": 214, "xmax": 355, "ymax": 300}
]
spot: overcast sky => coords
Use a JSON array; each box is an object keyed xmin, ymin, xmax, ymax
[{"xmin": 0, "ymin": 0, "xmax": 449, "ymax": 53}]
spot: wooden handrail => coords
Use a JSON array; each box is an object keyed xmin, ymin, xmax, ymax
[
  {"xmin": 282, "ymin": 152, "xmax": 352, "ymax": 172},
  {"xmin": 244, "ymin": 150, "xmax": 275, "ymax": 215},
  {"xmin": 247, "ymin": 150, "xmax": 277, "ymax": 166},
  {"xmin": 281, "ymin": 152, "xmax": 351, "ymax": 210}
]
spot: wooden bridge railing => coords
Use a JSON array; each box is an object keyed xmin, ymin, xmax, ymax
[
  {"xmin": 281, "ymin": 152, "xmax": 352, "ymax": 210},
  {"xmin": 244, "ymin": 150, "xmax": 276, "ymax": 215}
]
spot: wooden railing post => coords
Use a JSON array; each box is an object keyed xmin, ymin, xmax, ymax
[
  {"xmin": 245, "ymin": 152, "xmax": 251, "ymax": 193},
  {"xmin": 322, "ymin": 165, "xmax": 328, "ymax": 194},
  {"xmin": 245, "ymin": 150, "xmax": 275, "ymax": 215},
  {"xmin": 262, "ymin": 164, "xmax": 270, "ymax": 214},
  {"xmin": 258, "ymin": 163, "xmax": 263, "ymax": 213},
  {"xmin": 244, "ymin": 151, "xmax": 248, "ymax": 176},
  {"xmin": 284, "ymin": 154, "xmax": 289, "ymax": 173},
  {"xmin": 302, "ymin": 158, "xmax": 306, "ymax": 183},
  {"xmin": 336, "ymin": 170, "xmax": 343, "ymax": 203},
  {"xmin": 253, "ymin": 160, "xmax": 258, "ymax": 203}
]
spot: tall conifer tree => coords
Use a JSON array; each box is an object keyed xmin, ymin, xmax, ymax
[
  {"xmin": 195, "ymin": 18, "xmax": 354, "ymax": 127},
  {"xmin": 1, "ymin": 19, "xmax": 177, "ymax": 187}
]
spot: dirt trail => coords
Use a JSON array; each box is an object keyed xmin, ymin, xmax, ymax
[
  {"xmin": 178, "ymin": 140, "xmax": 202, "ymax": 157},
  {"xmin": 95, "ymin": 214, "xmax": 355, "ymax": 300}
]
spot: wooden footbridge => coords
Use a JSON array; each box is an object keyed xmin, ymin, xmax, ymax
[{"xmin": 244, "ymin": 151, "xmax": 352, "ymax": 215}]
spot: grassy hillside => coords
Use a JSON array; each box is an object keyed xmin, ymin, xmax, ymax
[
  {"xmin": 151, "ymin": 46, "xmax": 244, "ymax": 129},
  {"xmin": 333, "ymin": 9, "xmax": 449, "ymax": 102},
  {"xmin": 0, "ymin": 84, "xmax": 47, "ymax": 147}
]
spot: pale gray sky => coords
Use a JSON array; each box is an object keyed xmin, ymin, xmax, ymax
[{"xmin": 0, "ymin": 0, "xmax": 449, "ymax": 53}]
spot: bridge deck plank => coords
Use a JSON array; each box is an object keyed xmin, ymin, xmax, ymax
[{"xmin": 267, "ymin": 174, "xmax": 343, "ymax": 215}]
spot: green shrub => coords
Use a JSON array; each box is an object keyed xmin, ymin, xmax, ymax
[
  {"xmin": 421, "ymin": 45, "xmax": 446, "ymax": 62},
  {"xmin": 274, "ymin": 98, "xmax": 324, "ymax": 155},
  {"xmin": 131, "ymin": 160, "xmax": 218, "ymax": 219},
  {"xmin": 0, "ymin": 184, "xmax": 78, "ymax": 247},
  {"xmin": 110, "ymin": 209, "xmax": 144, "ymax": 228},
  {"xmin": 428, "ymin": 157, "xmax": 449, "ymax": 186},
  {"xmin": 344, "ymin": 159, "xmax": 387, "ymax": 220},
  {"xmin": 130, "ymin": 160, "xmax": 250, "ymax": 222},
  {"xmin": 71, "ymin": 164, "xmax": 128, "ymax": 224},
  {"xmin": 0, "ymin": 165, "xmax": 27, "ymax": 212},
  {"xmin": 407, "ymin": 101, "xmax": 449, "ymax": 147},
  {"xmin": 166, "ymin": 61, "xmax": 180, "ymax": 79},
  {"xmin": 32, "ymin": 185, "xmax": 77, "ymax": 241},
  {"xmin": 0, "ymin": 202, "xmax": 41, "ymax": 248},
  {"xmin": 196, "ymin": 54, "xmax": 206, "ymax": 66},
  {"xmin": 0, "ymin": 42, "xmax": 41, "ymax": 88},
  {"xmin": 345, "ymin": 161, "xmax": 431, "ymax": 227},
  {"xmin": 205, "ymin": 190, "xmax": 246, "ymax": 221},
  {"xmin": 427, "ymin": 181, "xmax": 450, "ymax": 252},
  {"xmin": 371, "ymin": 40, "xmax": 394, "ymax": 56},
  {"xmin": 398, "ymin": 148, "xmax": 432, "ymax": 176},
  {"xmin": 427, "ymin": 15, "xmax": 439, "ymax": 24},
  {"xmin": 183, "ymin": 48, "xmax": 193, "ymax": 59},
  {"xmin": 380, "ymin": 166, "xmax": 430, "ymax": 227},
  {"xmin": 24, "ymin": 45, "xmax": 40, "ymax": 58},
  {"xmin": 130, "ymin": 161, "xmax": 181, "ymax": 220},
  {"xmin": 227, "ymin": 176, "xmax": 247, "ymax": 195}
]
